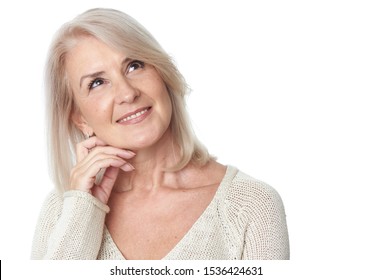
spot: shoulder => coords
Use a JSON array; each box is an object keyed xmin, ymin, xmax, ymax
[
  {"xmin": 224, "ymin": 167, "xmax": 284, "ymax": 208},
  {"xmin": 37, "ymin": 189, "xmax": 65, "ymax": 222},
  {"xmin": 214, "ymin": 166, "xmax": 289, "ymax": 259},
  {"xmin": 42, "ymin": 189, "xmax": 64, "ymax": 209},
  {"xmin": 221, "ymin": 166, "xmax": 287, "ymax": 224}
]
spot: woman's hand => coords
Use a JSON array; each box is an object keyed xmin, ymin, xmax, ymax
[{"xmin": 69, "ymin": 136, "xmax": 135, "ymax": 204}]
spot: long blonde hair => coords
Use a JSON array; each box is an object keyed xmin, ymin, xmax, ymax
[{"xmin": 45, "ymin": 8, "xmax": 211, "ymax": 192}]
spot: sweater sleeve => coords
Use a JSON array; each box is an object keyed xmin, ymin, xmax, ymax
[
  {"xmin": 31, "ymin": 190, "xmax": 109, "ymax": 260},
  {"xmin": 242, "ymin": 182, "xmax": 290, "ymax": 260}
]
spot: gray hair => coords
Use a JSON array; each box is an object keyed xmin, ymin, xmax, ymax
[{"xmin": 45, "ymin": 8, "xmax": 211, "ymax": 191}]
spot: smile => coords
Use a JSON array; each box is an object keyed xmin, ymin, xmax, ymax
[{"xmin": 117, "ymin": 107, "xmax": 151, "ymax": 124}]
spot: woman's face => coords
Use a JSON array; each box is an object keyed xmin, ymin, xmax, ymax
[{"xmin": 66, "ymin": 36, "xmax": 173, "ymax": 150}]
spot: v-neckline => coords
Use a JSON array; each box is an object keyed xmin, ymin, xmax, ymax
[{"xmin": 103, "ymin": 165, "xmax": 236, "ymax": 260}]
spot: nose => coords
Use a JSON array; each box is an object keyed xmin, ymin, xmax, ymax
[{"xmin": 114, "ymin": 77, "xmax": 140, "ymax": 104}]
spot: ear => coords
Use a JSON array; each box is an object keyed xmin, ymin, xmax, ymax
[{"xmin": 71, "ymin": 110, "xmax": 93, "ymax": 137}]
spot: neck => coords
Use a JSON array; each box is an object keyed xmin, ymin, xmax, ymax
[{"xmin": 113, "ymin": 129, "xmax": 185, "ymax": 192}]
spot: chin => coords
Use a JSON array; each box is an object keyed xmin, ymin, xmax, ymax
[
  {"xmin": 126, "ymin": 128, "xmax": 172, "ymax": 151},
  {"xmin": 108, "ymin": 134, "xmax": 159, "ymax": 151}
]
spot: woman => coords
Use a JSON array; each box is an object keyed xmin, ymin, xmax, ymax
[{"xmin": 31, "ymin": 8, "xmax": 289, "ymax": 260}]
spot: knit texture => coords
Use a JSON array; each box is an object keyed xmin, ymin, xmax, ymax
[{"xmin": 31, "ymin": 166, "xmax": 289, "ymax": 260}]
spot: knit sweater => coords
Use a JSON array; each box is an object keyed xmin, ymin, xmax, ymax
[{"xmin": 31, "ymin": 166, "xmax": 289, "ymax": 260}]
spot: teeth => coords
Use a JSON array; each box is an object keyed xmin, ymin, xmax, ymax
[{"xmin": 119, "ymin": 108, "xmax": 148, "ymax": 123}]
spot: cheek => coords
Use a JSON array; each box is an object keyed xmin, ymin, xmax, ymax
[
  {"xmin": 79, "ymin": 99, "xmax": 112, "ymax": 125},
  {"xmin": 155, "ymin": 83, "xmax": 173, "ymax": 116},
  {"xmin": 157, "ymin": 91, "xmax": 173, "ymax": 125},
  {"xmin": 165, "ymin": 96, "xmax": 173, "ymax": 121}
]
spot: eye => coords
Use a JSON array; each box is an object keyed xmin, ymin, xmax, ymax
[
  {"xmin": 88, "ymin": 78, "xmax": 105, "ymax": 90},
  {"xmin": 127, "ymin": 60, "xmax": 145, "ymax": 74}
]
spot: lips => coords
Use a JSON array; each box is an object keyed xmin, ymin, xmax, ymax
[{"xmin": 117, "ymin": 107, "xmax": 151, "ymax": 124}]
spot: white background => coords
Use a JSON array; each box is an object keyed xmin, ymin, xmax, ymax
[{"xmin": 1, "ymin": 0, "xmax": 371, "ymax": 278}]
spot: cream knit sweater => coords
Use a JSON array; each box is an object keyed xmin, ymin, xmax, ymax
[{"xmin": 31, "ymin": 166, "xmax": 289, "ymax": 260}]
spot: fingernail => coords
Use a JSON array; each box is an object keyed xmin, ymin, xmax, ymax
[
  {"xmin": 119, "ymin": 150, "xmax": 136, "ymax": 157},
  {"xmin": 121, "ymin": 163, "xmax": 135, "ymax": 172}
]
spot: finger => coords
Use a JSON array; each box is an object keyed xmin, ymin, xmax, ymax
[
  {"xmin": 92, "ymin": 166, "xmax": 120, "ymax": 204},
  {"xmin": 74, "ymin": 149, "xmax": 133, "ymax": 186},
  {"xmin": 70, "ymin": 157, "xmax": 126, "ymax": 192},
  {"xmin": 76, "ymin": 137, "xmax": 135, "ymax": 162},
  {"xmin": 76, "ymin": 136, "xmax": 107, "ymax": 162},
  {"xmin": 87, "ymin": 146, "xmax": 136, "ymax": 161},
  {"xmin": 82, "ymin": 157, "xmax": 126, "ymax": 181},
  {"xmin": 78, "ymin": 150, "xmax": 134, "ymax": 177}
]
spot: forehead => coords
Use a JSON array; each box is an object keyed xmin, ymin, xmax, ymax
[
  {"xmin": 66, "ymin": 36, "xmax": 124, "ymax": 64},
  {"xmin": 65, "ymin": 36, "xmax": 126, "ymax": 81}
]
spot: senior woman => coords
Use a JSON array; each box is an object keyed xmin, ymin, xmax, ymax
[{"xmin": 31, "ymin": 8, "xmax": 289, "ymax": 260}]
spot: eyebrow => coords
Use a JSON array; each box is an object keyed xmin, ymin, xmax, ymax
[
  {"xmin": 79, "ymin": 71, "xmax": 105, "ymax": 88},
  {"xmin": 79, "ymin": 58, "xmax": 133, "ymax": 88}
]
